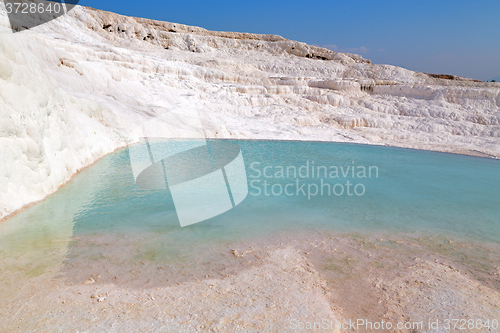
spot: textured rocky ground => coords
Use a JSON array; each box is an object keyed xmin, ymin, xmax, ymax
[
  {"xmin": 1, "ymin": 231, "xmax": 499, "ymax": 332},
  {"xmin": 1, "ymin": 5, "xmax": 499, "ymax": 332}
]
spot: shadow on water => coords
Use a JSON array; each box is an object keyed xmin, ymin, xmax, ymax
[{"xmin": 1, "ymin": 140, "xmax": 499, "ymax": 288}]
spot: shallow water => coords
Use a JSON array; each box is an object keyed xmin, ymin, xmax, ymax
[{"xmin": 0, "ymin": 140, "xmax": 499, "ymax": 284}]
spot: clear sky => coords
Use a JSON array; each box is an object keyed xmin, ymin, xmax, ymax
[{"xmin": 78, "ymin": 0, "xmax": 500, "ymax": 81}]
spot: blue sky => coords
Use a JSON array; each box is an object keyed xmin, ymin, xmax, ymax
[{"xmin": 78, "ymin": 0, "xmax": 500, "ymax": 81}]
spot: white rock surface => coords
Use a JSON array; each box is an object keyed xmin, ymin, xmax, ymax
[
  {"xmin": 1, "ymin": 5, "xmax": 499, "ymax": 220},
  {"xmin": 0, "ymin": 246, "xmax": 343, "ymax": 332}
]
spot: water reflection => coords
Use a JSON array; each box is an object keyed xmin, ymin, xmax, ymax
[{"xmin": 0, "ymin": 140, "xmax": 499, "ymax": 291}]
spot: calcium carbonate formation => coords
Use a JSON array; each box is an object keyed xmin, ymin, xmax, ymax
[{"xmin": 0, "ymin": 4, "xmax": 499, "ymax": 220}]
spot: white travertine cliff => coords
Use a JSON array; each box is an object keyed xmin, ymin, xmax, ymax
[{"xmin": 1, "ymin": 5, "xmax": 499, "ymax": 219}]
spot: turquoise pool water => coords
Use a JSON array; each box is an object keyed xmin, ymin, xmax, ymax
[{"xmin": 0, "ymin": 140, "xmax": 499, "ymax": 280}]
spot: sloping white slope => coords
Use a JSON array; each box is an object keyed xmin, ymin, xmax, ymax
[{"xmin": 1, "ymin": 5, "xmax": 499, "ymax": 220}]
